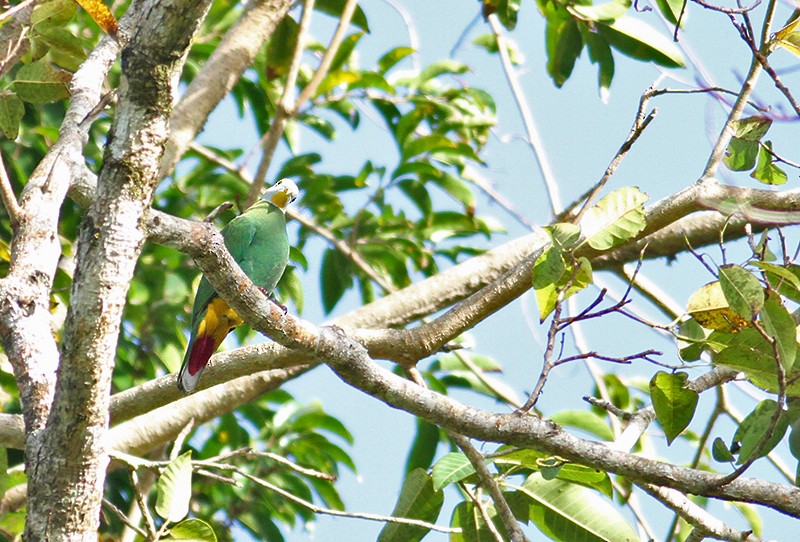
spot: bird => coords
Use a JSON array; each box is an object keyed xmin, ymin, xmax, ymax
[{"xmin": 177, "ymin": 179, "xmax": 299, "ymax": 394}]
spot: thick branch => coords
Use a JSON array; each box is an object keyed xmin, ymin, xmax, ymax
[{"xmin": 24, "ymin": 0, "xmax": 211, "ymax": 538}]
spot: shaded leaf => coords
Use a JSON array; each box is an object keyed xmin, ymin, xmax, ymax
[
  {"xmin": 378, "ymin": 46, "xmax": 415, "ymax": 74},
  {"xmin": 314, "ymin": 0, "xmax": 370, "ymax": 32},
  {"xmin": 31, "ymin": 0, "xmax": 77, "ymax": 27},
  {"xmin": 755, "ymin": 262, "xmax": 800, "ymax": 303},
  {"xmin": 719, "ymin": 265, "xmax": 764, "ymax": 321},
  {"xmin": 404, "ymin": 418, "xmax": 440, "ymax": 474},
  {"xmin": 0, "ymin": 93, "xmax": 25, "ymax": 140},
  {"xmin": 377, "ymin": 469, "xmax": 443, "ymax": 542},
  {"xmin": 432, "ymin": 452, "xmax": 475, "ymax": 491},
  {"xmin": 546, "ymin": 17, "xmax": 583, "ymax": 87},
  {"xmin": 677, "ymin": 317, "xmax": 706, "ymax": 362},
  {"xmin": 13, "ymin": 60, "xmax": 71, "ymax": 103},
  {"xmin": 596, "ymin": 16, "xmax": 685, "ymax": 67},
  {"xmin": 712, "ymin": 437, "xmax": 735, "ymax": 462},
  {"xmin": 760, "ymin": 292, "xmax": 796, "ymax": 371},
  {"xmin": 733, "ymin": 399, "xmax": 788, "ymax": 464}
]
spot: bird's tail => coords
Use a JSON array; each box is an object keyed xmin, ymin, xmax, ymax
[{"xmin": 177, "ymin": 335, "xmax": 219, "ymax": 393}]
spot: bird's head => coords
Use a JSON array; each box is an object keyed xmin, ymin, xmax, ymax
[{"xmin": 263, "ymin": 179, "xmax": 299, "ymax": 210}]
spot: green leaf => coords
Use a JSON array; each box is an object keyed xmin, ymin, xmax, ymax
[
  {"xmin": 405, "ymin": 418, "xmax": 440, "ymax": 473},
  {"xmin": 545, "ymin": 17, "xmax": 583, "ymax": 87},
  {"xmin": 266, "ymin": 15, "xmax": 299, "ymax": 80},
  {"xmin": 569, "ymin": 0, "xmax": 630, "ymax": 22},
  {"xmin": 430, "ymin": 173, "xmax": 476, "ymax": 212},
  {"xmin": 532, "ymin": 250, "xmax": 593, "ymax": 322},
  {"xmin": 329, "ymin": 32, "xmax": 365, "ymax": 73},
  {"xmin": 579, "ymin": 187, "xmax": 649, "ymax": 251},
  {"xmin": 686, "ymin": 280, "xmax": 749, "ymax": 333},
  {"xmin": 713, "ymin": 330, "xmax": 800, "ymax": 395},
  {"xmin": 582, "ymin": 27, "xmax": 615, "ymax": 98},
  {"xmin": 718, "ymin": 264, "xmax": 764, "ymax": 321},
  {"xmin": 655, "ymin": 0, "xmax": 685, "ymax": 25},
  {"xmin": 431, "ymin": 452, "xmax": 476, "ymax": 491},
  {"xmin": 712, "ymin": 437, "xmax": 735, "ymax": 462},
  {"xmin": 789, "ymin": 421, "xmax": 800, "ymax": 461},
  {"xmin": 549, "ymin": 410, "xmax": 614, "ymax": 441},
  {"xmin": 378, "ymin": 46, "xmax": 415, "ymax": 74},
  {"xmin": 450, "ymin": 500, "xmax": 507, "ymax": 542},
  {"xmin": 751, "ymin": 142, "xmax": 788, "ymax": 185},
  {"xmin": 677, "ymin": 317, "xmax": 706, "ymax": 362},
  {"xmin": 473, "ymin": 33, "xmax": 525, "ymax": 65},
  {"xmin": 596, "ymin": 16, "xmax": 685, "ymax": 67},
  {"xmin": 0, "ymin": 93, "xmax": 25, "ymax": 140},
  {"xmin": 320, "ymin": 248, "xmax": 353, "ymax": 314},
  {"xmin": 156, "ymin": 451, "xmax": 193, "ymax": 523},
  {"xmin": 733, "ymin": 399, "xmax": 788, "ymax": 464},
  {"xmin": 0, "ymin": 448, "xmax": 8, "ymax": 499},
  {"xmin": 412, "ymin": 60, "xmax": 469, "ymax": 88},
  {"xmin": 649, "ymin": 371, "xmax": 699, "ymax": 444},
  {"xmin": 760, "ymin": 292, "xmax": 796, "ymax": 371},
  {"xmin": 314, "ymin": 0, "xmax": 370, "ymax": 32},
  {"xmin": 754, "ymin": 262, "xmax": 800, "ymax": 302},
  {"xmin": 167, "ymin": 518, "xmax": 217, "ymax": 541},
  {"xmin": 13, "ymin": 60, "xmax": 71, "ymax": 104},
  {"xmin": 723, "ymin": 137, "xmax": 759, "ymax": 171},
  {"xmin": 377, "ymin": 469, "xmax": 443, "ymax": 542},
  {"xmin": 533, "ymin": 246, "xmax": 566, "ymax": 321},
  {"xmin": 518, "ymin": 474, "xmax": 639, "ymax": 542},
  {"xmin": 31, "ymin": 0, "xmax": 77, "ymax": 27},
  {"xmin": 732, "ymin": 116, "xmax": 772, "ymax": 140},
  {"xmin": 774, "ymin": 14, "xmax": 800, "ymax": 57},
  {"xmin": 546, "ymin": 222, "xmax": 582, "ymax": 249}
]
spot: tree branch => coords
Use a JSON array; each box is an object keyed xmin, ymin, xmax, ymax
[{"xmin": 24, "ymin": 0, "xmax": 212, "ymax": 537}]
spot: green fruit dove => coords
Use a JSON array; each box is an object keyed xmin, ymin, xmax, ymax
[{"xmin": 177, "ymin": 179, "xmax": 299, "ymax": 393}]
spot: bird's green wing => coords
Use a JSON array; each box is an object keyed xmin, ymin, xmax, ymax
[
  {"xmin": 189, "ymin": 211, "xmax": 258, "ymax": 324},
  {"xmin": 189, "ymin": 201, "xmax": 288, "ymax": 322}
]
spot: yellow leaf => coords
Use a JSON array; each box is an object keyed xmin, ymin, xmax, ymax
[
  {"xmin": 686, "ymin": 281, "xmax": 749, "ymax": 333},
  {"xmin": 74, "ymin": 0, "xmax": 117, "ymax": 35},
  {"xmin": 774, "ymin": 11, "xmax": 800, "ymax": 58}
]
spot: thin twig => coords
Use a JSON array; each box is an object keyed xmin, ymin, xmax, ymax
[
  {"xmin": 102, "ymin": 498, "xmax": 148, "ymax": 538},
  {"xmin": 170, "ymin": 419, "xmax": 194, "ymax": 461},
  {"xmin": 0, "ymin": 0, "xmax": 34, "ymax": 23},
  {"xmin": 690, "ymin": 0, "xmax": 761, "ymax": 15},
  {"xmin": 451, "ymin": 434, "xmax": 529, "ymax": 542},
  {"xmin": 571, "ymin": 88, "xmax": 658, "ymax": 223},
  {"xmin": 129, "ymin": 469, "xmax": 156, "ymax": 539},
  {"xmin": 242, "ymin": 0, "xmax": 316, "ymax": 206},
  {"xmin": 207, "ymin": 447, "xmax": 336, "ymax": 481},
  {"xmin": 583, "ymin": 396, "xmax": 634, "ymax": 421},
  {"xmin": 246, "ymin": 0, "xmax": 359, "ymax": 207},
  {"xmin": 238, "ymin": 469, "xmax": 459, "ymax": 533},
  {"xmin": 710, "ymin": 320, "xmax": 787, "ymax": 487},
  {"xmin": 0, "ymin": 151, "xmax": 23, "ymax": 228},
  {"xmin": 487, "ymin": 13, "xmax": 561, "ymax": 217}
]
